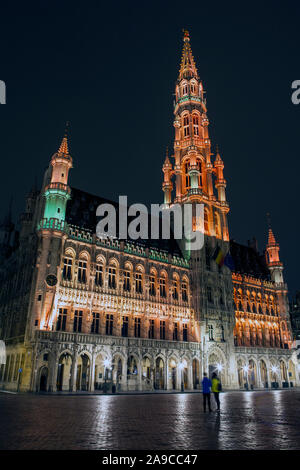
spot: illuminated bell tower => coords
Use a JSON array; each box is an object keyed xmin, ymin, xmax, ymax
[
  {"xmin": 162, "ymin": 30, "xmax": 229, "ymax": 242},
  {"xmin": 161, "ymin": 31, "xmax": 238, "ymax": 388}
]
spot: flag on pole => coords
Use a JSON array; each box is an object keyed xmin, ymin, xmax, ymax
[{"xmin": 212, "ymin": 246, "xmax": 225, "ymax": 267}]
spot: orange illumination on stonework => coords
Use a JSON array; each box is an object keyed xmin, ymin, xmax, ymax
[{"xmin": 162, "ymin": 30, "xmax": 229, "ymax": 242}]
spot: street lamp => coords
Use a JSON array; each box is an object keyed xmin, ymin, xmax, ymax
[
  {"xmin": 216, "ymin": 363, "xmax": 223, "ymax": 373},
  {"xmin": 243, "ymin": 365, "xmax": 249, "ymax": 390}
]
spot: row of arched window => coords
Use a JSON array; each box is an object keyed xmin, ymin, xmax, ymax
[
  {"xmin": 234, "ymin": 288, "xmax": 277, "ymax": 316},
  {"xmin": 181, "ymin": 113, "xmax": 203, "ymax": 139},
  {"xmin": 62, "ymin": 251, "xmax": 190, "ymax": 302},
  {"xmin": 234, "ymin": 322, "xmax": 282, "ymax": 348},
  {"xmin": 55, "ymin": 307, "xmax": 189, "ymax": 342},
  {"xmin": 176, "ymin": 79, "xmax": 202, "ymax": 100}
]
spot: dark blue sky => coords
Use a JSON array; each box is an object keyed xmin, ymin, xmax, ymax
[{"xmin": 0, "ymin": 0, "xmax": 299, "ymax": 296}]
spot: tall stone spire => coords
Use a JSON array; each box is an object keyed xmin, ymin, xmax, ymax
[{"xmin": 179, "ymin": 30, "xmax": 198, "ymax": 80}]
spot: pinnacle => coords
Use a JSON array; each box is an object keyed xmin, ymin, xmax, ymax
[
  {"xmin": 267, "ymin": 228, "xmax": 277, "ymax": 246},
  {"xmin": 58, "ymin": 135, "xmax": 69, "ymax": 156},
  {"xmin": 179, "ymin": 30, "xmax": 198, "ymax": 80}
]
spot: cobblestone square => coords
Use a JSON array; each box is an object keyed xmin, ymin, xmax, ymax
[{"xmin": 0, "ymin": 390, "xmax": 299, "ymax": 450}]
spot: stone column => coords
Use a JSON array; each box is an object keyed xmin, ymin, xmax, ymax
[
  {"xmin": 70, "ymin": 349, "xmax": 78, "ymax": 392},
  {"xmin": 48, "ymin": 349, "xmax": 58, "ymax": 392},
  {"xmin": 165, "ymin": 356, "xmax": 169, "ymax": 390},
  {"xmin": 89, "ymin": 352, "xmax": 96, "ymax": 392},
  {"xmin": 187, "ymin": 361, "xmax": 193, "ymax": 390},
  {"xmin": 121, "ymin": 352, "xmax": 128, "ymax": 391},
  {"xmin": 138, "ymin": 357, "xmax": 143, "ymax": 391}
]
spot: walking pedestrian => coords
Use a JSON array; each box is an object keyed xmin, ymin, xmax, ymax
[
  {"xmin": 211, "ymin": 372, "xmax": 222, "ymax": 411},
  {"xmin": 201, "ymin": 372, "xmax": 212, "ymax": 412}
]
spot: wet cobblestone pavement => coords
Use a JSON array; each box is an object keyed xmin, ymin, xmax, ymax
[{"xmin": 0, "ymin": 390, "xmax": 299, "ymax": 450}]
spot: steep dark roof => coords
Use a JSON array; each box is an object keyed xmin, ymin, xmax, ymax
[
  {"xmin": 66, "ymin": 187, "xmax": 184, "ymax": 257},
  {"xmin": 230, "ymin": 240, "xmax": 270, "ymax": 280}
]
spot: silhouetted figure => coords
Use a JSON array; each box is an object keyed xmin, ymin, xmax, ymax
[
  {"xmin": 201, "ymin": 372, "xmax": 212, "ymax": 412},
  {"xmin": 211, "ymin": 372, "xmax": 222, "ymax": 411}
]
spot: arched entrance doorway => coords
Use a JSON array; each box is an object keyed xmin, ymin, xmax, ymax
[
  {"xmin": 112, "ymin": 356, "xmax": 123, "ymax": 391},
  {"xmin": 142, "ymin": 356, "xmax": 152, "ymax": 390},
  {"xmin": 57, "ymin": 352, "xmax": 72, "ymax": 391},
  {"xmin": 260, "ymin": 360, "xmax": 268, "ymax": 387},
  {"xmin": 192, "ymin": 359, "xmax": 200, "ymax": 389},
  {"xmin": 288, "ymin": 360, "xmax": 296, "ymax": 386},
  {"xmin": 154, "ymin": 357, "xmax": 164, "ymax": 390},
  {"xmin": 76, "ymin": 353, "xmax": 90, "ymax": 391},
  {"xmin": 169, "ymin": 358, "xmax": 177, "ymax": 390},
  {"xmin": 280, "ymin": 360, "xmax": 288, "ymax": 384},
  {"xmin": 178, "ymin": 359, "xmax": 188, "ymax": 390},
  {"xmin": 39, "ymin": 366, "xmax": 48, "ymax": 392},
  {"xmin": 248, "ymin": 360, "xmax": 257, "ymax": 388},
  {"xmin": 94, "ymin": 354, "xmax": 105, "ymax": 390},
  {"xmin": 127, "ymin": 355, "xmax": 139, "ymax": 391}
]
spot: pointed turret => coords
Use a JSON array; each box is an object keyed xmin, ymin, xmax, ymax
[
  {"xmin": 57, "ymin": 134, "xmax": 69, "ymax": 157},
  {"xmin": 265, "ymin": 219, "xmax": 283, "ymax": 284},
  {"xmin": 214, "ymin": 146, "xmax": 227, "ymax": 203},
  {"xmin": 162, "ymin": 148, "xmax": 173, "ymax": 206},
  {"xmin": 179, "ymin": 30, "xmax": 198, "ymax": 80},
  {"xmin": 40, "ymin": 128, "xmax": 73, "ymax": 230}
]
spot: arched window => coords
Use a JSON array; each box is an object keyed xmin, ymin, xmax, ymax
[
  {"xmin": 190, "ymin": 82, "xmax": 196, "ymax": 94},
  {"xmin": 108, "ymin": 262, "xmax": 117, "ymax": 289},
  {"xmin": 159, "ymin": 272, "xmax": 167, "ymax": 298},
  {"xmin": 208, "ymin": 325, "xmax": 214, "ymax": 341},
  {"xmin": 183, "ymin": 115, "xmax": 190, "ymax": 137},
  {"xmin": 63, "ymin": 255, "xmax": 73, "ymax": 281},
  {"xmin": 184, "ymin": 162, "xmax": 190, "ymax": 189},
  {"xmin": 149, "ymin": 269, "xmax": 157, "ymax": 296},
  {"xmin": 182, "ymin": 83, "xmax": 188, "ymax": 95},
  {"xmin": 95, "ymin": 256, "xmax": 105, "ymax": 287},
  {"xmin": 172, "ymin": 274, "xmax": 179, "ymax": 300},
  {"xmin": 221, "ymin": 325, "xmax": 225, "ymax": 341},
  {"xmin": 78, "ymin": 253, "xmax": 89, "ymax": 283},
  {"xmin": 135, "ymin": 266, "xmax": 144, "ymax": 294},
  {"xmin": 195, "ymin": 160, "xmax": 202, "ymax": 188},
  {"xmin": 192, "ymin": 115, "xmax": 199, "ymax": 136},
  {"xmin": 182, "ymin": 280, "xmax": 188, "ymax": 302},
  {"xmin": 123, "ymin": 269, "xmax": 131, "ymax": 291}
]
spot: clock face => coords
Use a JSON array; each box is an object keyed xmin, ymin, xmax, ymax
[{"xmin": 46, "ymin": 274, "xmax": 57, "ymax": 287}]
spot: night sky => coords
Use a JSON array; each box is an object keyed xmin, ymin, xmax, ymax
[{"xmin": 0, "ymin": 1, "xmax": 299, "ymax": 297}]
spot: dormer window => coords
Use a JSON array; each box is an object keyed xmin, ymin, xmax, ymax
[{"xmin": 182, "ymin": 84, "xmax": 188, "ymax": 95}]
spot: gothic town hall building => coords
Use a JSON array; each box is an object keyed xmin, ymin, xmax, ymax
[{"xmin": 0, "ymin": 32, "xmax": 298, "ymax": 393}]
